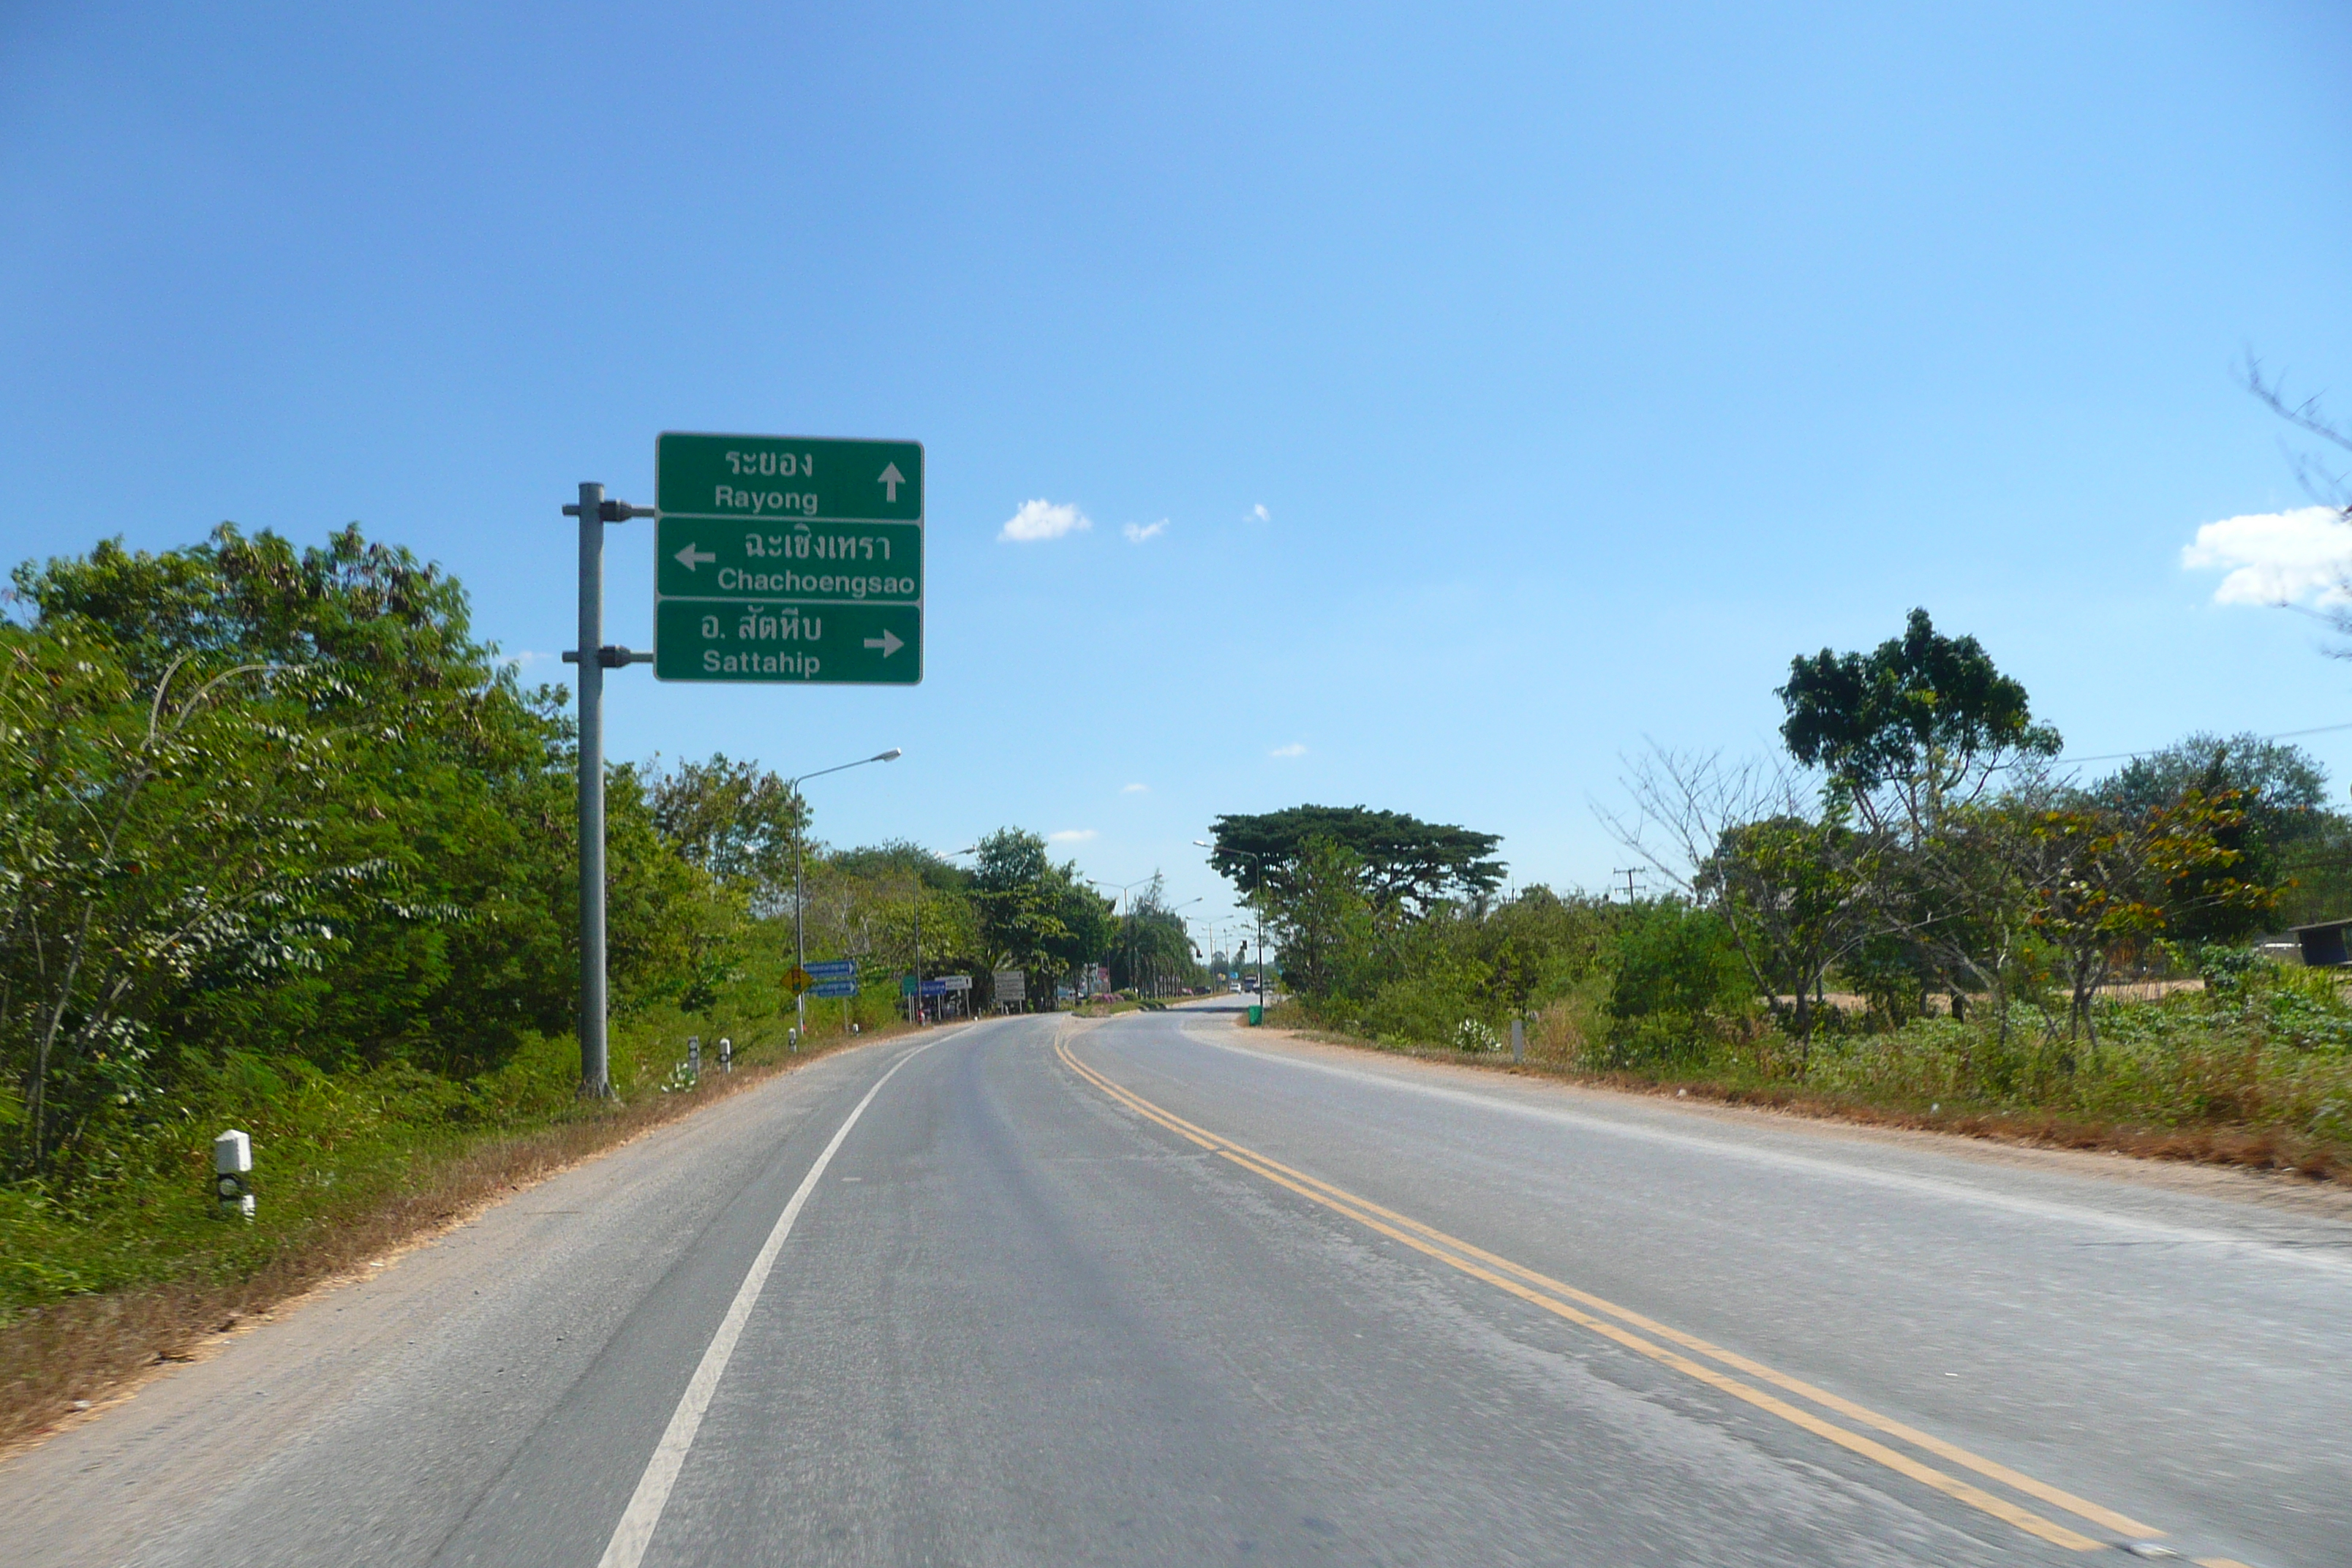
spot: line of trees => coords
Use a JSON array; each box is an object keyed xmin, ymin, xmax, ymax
[
  {"xmin": 1217, "ymin": 612, "xmax": 2347, "ymax": 1068},
  {"xmin": 0, "ymin": 526, "xmax": 1205, "ymax": 1191}
]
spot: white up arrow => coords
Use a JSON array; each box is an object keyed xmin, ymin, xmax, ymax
[
  {"xmin": 877, "ymin": 462, "xmax": 905, "ymax": 502},
  {"xmin": 674, "ymin": 542, "xmax": 716, "ymax": 572},
  {"xmin": 862, "ymin": 630, "xmax": 904, "ymax": 657}
]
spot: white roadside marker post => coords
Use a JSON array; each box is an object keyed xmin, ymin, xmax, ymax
[
  {"xmin": 688, "ymin": 1036, "xmax": 701, "ymax": 1083},
  {"xmin": 214, "ymin": 1129, "xmax": 255, "ymax": 1221},
  {"xmin": 719, "ymin": 1037, "xmax": 732, "ymax": 1074}
]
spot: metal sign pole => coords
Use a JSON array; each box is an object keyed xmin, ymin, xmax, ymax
[
  {"xmin": 561, "ymin": 481, "xmax": 652, "ymax": 1098},
  {"xmin": 573, "ymin": 483, "xmax": 610, "ymax": 1097}
]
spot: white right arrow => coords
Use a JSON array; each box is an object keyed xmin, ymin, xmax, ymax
[
  {"xmin": 878, "ymin": 462, "xmax": 905, "ymax": 502},
  {"xmin": 862, "ymin": 630, "xmax": 904, "ymax": 657},
  {"xmin": 674, "ymin": 542, "xmax": 716, "ymax": 571}
]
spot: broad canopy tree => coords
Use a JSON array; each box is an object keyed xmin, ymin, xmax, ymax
[
  {"xmin": 1779, "ymin": 607, "xmax": 2062, "ymax": 830},
  {"xmin": 1206, "ymin": 804, "xmax": 1505, "ymax": 917}
]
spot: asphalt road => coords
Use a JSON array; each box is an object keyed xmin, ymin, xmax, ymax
[{"xmin": 6, "ymin": 1006, "xmax": 2347, "ymax": 1567}]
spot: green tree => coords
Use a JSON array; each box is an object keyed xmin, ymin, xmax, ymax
[
  {"xmin": 2097, "ymin": 736, "xmax": 2325, "ymax": 941},
  {"xmin": 1207, "ymin": 804, "xmax": 1504, "ymax": 916},
  {"xmin": 646, "ymin": 754, "xmax": 807, "ymax": 913},
  {"xmin": 1605, "ymin": 902, "xmax": 1751, "ymax": 1065},
  {"xmin": 1778, "ymin": 610, "xmax": 2062, "ymax": 1046},
  {"xmin": 1700, "ymin": 811, "xmax": 1880, "ymax": 1052},
  {"xmin": 1779, "ymin": 608, "xmax": 2061, "ymax": 829},
  {"xmin": 1265, "ymin": 837, "xmax": 1378, "ymax": 1000},
  {"xmin": 0, "ymin": 630, "xmax": 363, "ymax": 1175}
]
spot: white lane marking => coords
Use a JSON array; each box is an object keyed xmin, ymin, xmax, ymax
[
  {"xmin": 1164, "ymin": 1019, "xmax": 2352, "ymax": 1279},
  {"xmin": 595, "ymin": 1037, "xmax": 942, "ymax": 1568}
]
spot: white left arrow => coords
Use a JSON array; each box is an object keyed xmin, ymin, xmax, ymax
[
  {"xmin": 674, "ymin": 543, "xmax": 716, "ymax": 571},
  {"xmin": 878, "ymin": 462, "xmax": 905, "ymax": 502},
  {"xmin": 862, "ymin": 630, "xmax": 904, "ymax": 657}
]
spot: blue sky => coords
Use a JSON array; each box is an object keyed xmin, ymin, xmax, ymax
[{"xmin": 4, "ymin": 1, "xmax": 2349, "ymax": 946}]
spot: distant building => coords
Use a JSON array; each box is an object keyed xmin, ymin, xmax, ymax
[{"xmin": 2291, "ymin": 920, "xmax": 2352, "ymax": 968}]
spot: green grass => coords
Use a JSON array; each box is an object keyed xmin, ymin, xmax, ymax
[{"xmin": 0, "ymin": 932, "xmax": 925, "ymax": 1322}]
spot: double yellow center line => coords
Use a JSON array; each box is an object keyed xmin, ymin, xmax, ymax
[{"xmin": 1056, "ymin": 1037, "xmax": 2240, "ymax": 1561}]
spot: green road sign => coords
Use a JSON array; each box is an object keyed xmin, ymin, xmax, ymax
[
  {"xmin": 654, "ymin": 599, "xmax": 921, "ymax": 685},
  {"xmin": 654, "ymin": 431, "xmax": 923, "ymax": 685},
  {"xmin": 655, "ymin": 516, "xmax": 920, "ymax": 604},
  {"xmin": 656, "ymin": 433, "xmax": 921, "ymax": 522}
]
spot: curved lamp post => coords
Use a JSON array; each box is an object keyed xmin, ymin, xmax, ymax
[
  {"xmin": 1195, "ymin": 840, "xmax": 1272, "ymax": 1004},
  {"xmin": 791, "ymin": 748, "xmax": 902, "ymax": 1040}
]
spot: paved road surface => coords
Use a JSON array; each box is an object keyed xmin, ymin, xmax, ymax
[{"xmin": 5, "ymin": 1007, "xmax": 2346, "ymax": 1567}]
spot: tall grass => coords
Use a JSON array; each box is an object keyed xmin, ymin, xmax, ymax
[{"xmin": 1295, "ymin": 967, "xmax": 2352, "ymax": 1180}]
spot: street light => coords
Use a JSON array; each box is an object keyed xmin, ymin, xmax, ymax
[
  {"xmin": 1195, "ymin": 839, "xmax": 1272, "ymax": 1003},
  {"xmin": 790, "ymin": 748, "xmax": 902, "ymax": 1041}
]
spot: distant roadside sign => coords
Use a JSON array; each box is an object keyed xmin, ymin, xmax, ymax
[
  {"xmin": 805, "ymin": 958, "xmax": 859, "ymax": 1000},
  {"xmin": 992, "ymin": 969, "xmax": 1025, "ymax": 1003},
  {"xmin": 784, "ymin": 965, "xmax": 815, "ymax": 997},
  {"xmin": 653, "ymin": 432, "xmax": 923, "ymax": 685}
]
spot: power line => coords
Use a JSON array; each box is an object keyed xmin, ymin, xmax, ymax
[{"xmin": 2058, "ymin": 720, "xmax": 2352, "ymax": 768}]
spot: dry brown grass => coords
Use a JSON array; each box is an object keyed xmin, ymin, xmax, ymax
[
  {"xmin": 0, "ymin": 1028, "xmax": 900, "ymax": 1453},
  {"xmin": 1264, "ymin": 1001, "xmax": 2351, "ymax": 1188},
  {"xmin": 1572, "ymin": 1073, "xmax": 2349, "ymax": 1182}
]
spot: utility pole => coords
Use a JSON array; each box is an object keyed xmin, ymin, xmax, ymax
[
  {"xmin": 1612, "ymin": 867, "xmax": 1641, "ymax": 905},
  {"xmin": 559, "ymin": 482, "xmax": 652, "ymax": 1097}
]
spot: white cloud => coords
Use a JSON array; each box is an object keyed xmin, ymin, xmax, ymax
[
  {"xmin": 505, "ymin": 651, "xmax": 558, "ymax": 672},
  {"xmin": 1122, "ymin": 519, "xmax": 1167, "ymax": 544},
  {"xmin": 1121, "ymin": 783, "xmax": 1149, "ymax": 794},
  {"xmin": 1248, "ymin": 503, "xmax": 1271, "ymax": 523},
  {"xmin": 1269, "ymin": 742, "xmax": 1307, "ymax": 758},
  {"xmin": 2182, "ymin": 505, "xmax": 2352, "ymax": 606},
  {"xmin": 1000, "ymin": 499, "xmax": 1091, "ymax": 543},
  {"xmin": 1049, "ymin": 828, "xmax": 1098, "ymax": 843}
]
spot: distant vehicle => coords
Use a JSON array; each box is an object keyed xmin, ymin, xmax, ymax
[{"xmin": 1242, "ymin": 976, "xmax": 1259, "ymax": 992}]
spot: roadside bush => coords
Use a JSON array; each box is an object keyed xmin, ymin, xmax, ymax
[{"xmin": 1607, "ymin": 902, "xmax": 1750, "ymax": 1041}]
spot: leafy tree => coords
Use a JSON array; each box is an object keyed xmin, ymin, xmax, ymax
[
  {"xmin": 1779, "ymin": 608, "xmax": 2061, "ymax": 829},
  {"xmin": 1700, "ymin": 810, "xmax": 1880, "ymax": 1052},
  {"xmin": 2024, "ymin": 789, "xmax": 2278, "ymax": 1046},
  {"xmin": 646, "ymin": 754, "xmax": 806, "ymax": 913},
  {"xmin": 1, "ymin": 524, "xmax": 758, "ymax": 1181},
  {"xmin": 2096, "ymin": 735, "xmax": 2325, "ymax": 938},
  {"xmin": 1605, "ymin": 902, "xmax": 1751, "ymax": 1064},
  {"xmin": 1110, "ymin": 877, "xmax": 1202, "ymax": 995},
  {"xmin": 1207, "ymin": 804, "xmax": 1504, "ymax": 916},
  {"xmin": 1778, "ymin": 611, "xmax": 2065, "ymax": 1045},
  {"xmin": 1605, "ymin": 749, "xmax": 1877, "ymax": 1047},
  {"xmin": 1266, "ymin": 837, "xmax": 1378, "ymax": 999},
  {"xmin": 1466, "ymin": 886, "xmax": 1616, "ymax": 1017},
  {"xmin": 0, "ymin": 630, "xmax": 362, "ymax": 1174},
  {"xmin": 965, "ymin": 828, "xmax": 1111, "ymax": 999}
]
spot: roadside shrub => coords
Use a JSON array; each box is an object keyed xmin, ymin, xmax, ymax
[{"xmin": 1601, "ymin": 901, "xmax": 1751, "ymax": 1066}]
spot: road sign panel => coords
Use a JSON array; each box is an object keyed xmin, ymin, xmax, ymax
[
  {"xmin": 656, "ymin": 434, "xmax": 922, "ymax": 523},
  {"xmin": 785, "ymin": 965, "xmax": 815, "ymax": 997},
  {"xmin": 811, "ymin": 979, "xmax": 859, "ymax": 999},
  {"xmin": 804, "ymin": 960, "xmax": 856, "ymax": 979},
  {"xmin": 655, "ymin": 516, "xmax": 921, "ymax": 604},
  {"xmin": 654, "ymin": 432, "xmax": 922, "ymax": 685},
  {"xmin": 655, "ymin": 600, "xmax": 919, "ymax": 685}
]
